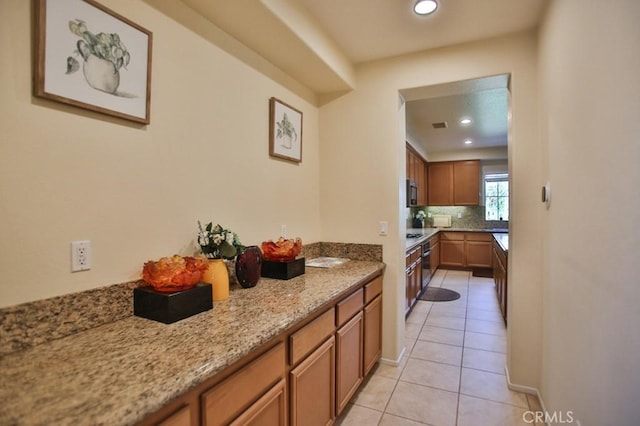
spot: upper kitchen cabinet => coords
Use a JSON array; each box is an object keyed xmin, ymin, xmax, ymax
[
  {"xmin": 453, "ymin": 160, "xmax": 480, "ymax": 205},
  {"xmin": 428, "ymin": 160, "xmax": 480, "ymax": 206},
  {"xmin": 406, "ymin": 144, "xmax": 428, "ymax": 205}
]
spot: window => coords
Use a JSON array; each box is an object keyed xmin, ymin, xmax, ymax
[{"xmin": 485, "ymin": 173, "xmax": 509, "ymax": 221}]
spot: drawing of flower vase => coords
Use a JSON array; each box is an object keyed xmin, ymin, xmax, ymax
[
  {"xmin": 66, "ymin": 20, "xmax": 130, "ymax": 95},
  {"xmin": 276, "ymin": 112, "xmax": 297, "ymax": 149}
]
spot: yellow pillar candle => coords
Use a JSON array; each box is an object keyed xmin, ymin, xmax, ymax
[{"xmin": 202, "ymin": 259, "xmax": 229, "ymax": 301}]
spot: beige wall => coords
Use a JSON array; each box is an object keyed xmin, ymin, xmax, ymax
[
  {"xmin": 0, "ymin": 0, "xmax": 321, "ymax": 307},
  {"xmin": 538, "ymin": 0, "xmax": 640, "ymax": 423},
  {"xmin": 319, "ymin": 32, "xmax": 543, "ymax": 384}
]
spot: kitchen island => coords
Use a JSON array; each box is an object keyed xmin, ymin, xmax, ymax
[{"xmin": 0, "ymin": 259, "xmax": 384, "ymax": 425}]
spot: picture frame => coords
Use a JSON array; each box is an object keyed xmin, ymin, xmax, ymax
[
  {"xmin": 269, "ymin": 97, "xmax": 303, "ymax": 163},
  {"xmin": 34, "ymin": 0, "xmax": 153, "ymax": 124}
]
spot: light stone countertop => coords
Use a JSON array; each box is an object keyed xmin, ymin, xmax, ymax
[
  {"xmin": 0, "ymin": 260, "xmax": 384, "ymax": 426},
  {"xmin": 493, "ymin": 233, "xmax": 509, "ymax": 252}
]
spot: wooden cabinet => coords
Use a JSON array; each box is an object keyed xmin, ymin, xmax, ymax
[
  {"xmin": 231, "ymin": 379, "xmax": 287, "ymax": 426},
  {"xmin": 429, "ymin": 235, "xmax": 440, "ymax": 275},
  {"xmin": 493, "ymin": 239, "xmax": 508, "ymax": 324},
  {"xmin": 428, "ymin": 162, "xmax": 454, "ymax": 205},
  {"xmin": 406, "ymin": 144, "xmax": 428, "ymax": 205},
  {"xmin": 336, "ymin": 312, "xmax": 363, "ymax": 415},
  {"xmin": 453, "ymin": 160, "xmax": 480, "ymax": 205},
  {"xmin": 439, "ymin": 232, "xmax": 493, "ymax": 268},
  {"xmin": 141, "ymin": 274, "xmax": 383, "ymax": 426},
  {"xmin": 428, "ymin": 160, "xmax": 480, "ymax": 206},
  {"xmin": 290, "ymin": 337, "xmax": 335, "ymax": 426},
  {"xmin": 202, "ymin": 343, "xmax": 285, "ymax": 426},
  {"xmin": 465, "ymin": 233, "xmax": 493, "ymax": 268},
  {"xmin": 405, "ymin": 247, "xmax": 422, "ymax": 315},
  {"xmin": 363, "ymin": 295, "xmax": 382, "ymax": 376},
  {"xmin": 440, "ymin": 232, "xmax": 465, "ymax": 266}
]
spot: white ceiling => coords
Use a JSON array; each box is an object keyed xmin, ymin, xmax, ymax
[{"xmin": 176, "ymin": 0, "xmax": 547, "ymax": 156}]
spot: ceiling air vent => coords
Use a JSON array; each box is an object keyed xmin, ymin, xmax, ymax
[{"xmin": 432, "ymin": 121, "xmax": 448, "ymax": 129}]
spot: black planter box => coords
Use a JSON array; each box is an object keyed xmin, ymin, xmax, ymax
[
  {"xmin": 133, "ymin": 283, "xmax": 212, "ymax": 324},
  {"xmin": 261, "ymin": 258, "xmax": 305, "ymax": 280}
]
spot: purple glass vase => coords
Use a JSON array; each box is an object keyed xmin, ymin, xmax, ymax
[{"xmin": 235, "ymin": 246, "xmax": 262, "ymax": 288}]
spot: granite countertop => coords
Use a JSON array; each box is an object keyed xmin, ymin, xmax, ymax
[
  {"xmin": 493, "ymin": 233, "xmax": 509, "ymax": 253},
  {"xmin": 405, "ymin": 227, "xmax": 509, "ymax": 250},
  {"xmin": 0, "ymin": 260, "xmax": 384, "ymax": 426}
]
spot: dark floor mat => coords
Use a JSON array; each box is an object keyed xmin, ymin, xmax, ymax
[
  {"xmin": 472, "ymin": 268, "xmax": 493, "ymax": 278},
  {"xmin": 418, "ymin": 287, "xmax": 461, "ymax": 302}
]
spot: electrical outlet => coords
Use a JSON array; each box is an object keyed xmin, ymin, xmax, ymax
[
  {"xmin": 280, "ymin": 225, "xmax": 287, "ymax": 238},
  {"xmin": 71, "ymin": 240, "xmax": 91, "ymax": 272}
]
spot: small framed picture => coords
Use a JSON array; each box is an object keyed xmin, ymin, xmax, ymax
[
  {"xmin": 269, "ymin": 97, "xmax": 303, "ymax": 163},
  {"xmin": 34, "ymin": 0, "xmax": 153, "ymax": 124}
]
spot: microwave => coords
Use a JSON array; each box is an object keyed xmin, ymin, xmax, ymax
[{"xmin": 406, "ymin": 179, "xmax": 418, "ymax": 206}]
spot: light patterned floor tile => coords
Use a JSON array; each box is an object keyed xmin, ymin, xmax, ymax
[
  {"xmin": 379, "ymin": 413, "xmax": 428, "ymax": 425},
  {"xmin": 425, "ymin": 314, "xmax": 466, "ymax": 330},
  {"xmin": 405, "ymin": 322, "xmax": 423, "ymax": 339},
  {"xmin": 465, "ymin": 318, "xmax": 506, "ymax": 336},
  {"xmin": 336, "ymin": 403, "xmax": 383, "ymax": 426},
  {"xmin": 375, "ymin": 356, "xmax": 409, "ymax": 380},
  {"xmin": 352, "ymin": 375, "xmax": 398, "ymax": 411},
  {"xmin": 460, "ymin": 368, "xmax": 529, "ymax": 408},
  {"xmin": 386, "ymin": 381, "xmax": 458, "ymax": 426},
  {"xmin": 410, "ymin": 340, "xmax": 463, "ymax": 366},
  {"xmin": 464, "ymin": 331, "xmax": 506, "ymax": 353},
  {"xmin": 400, "ymin": 357, "xmax": 461, "ymax": 393},
  {"xmin": 418, "ymin": 325, "xmax": 464, "ymax": 346},
  {"xmin": 462, "ymin": 347, "xmax": 506, "ymax": 374},
  {"xmin": 457, "ymin": 395, "xmax": 528, "ymax": 426}
]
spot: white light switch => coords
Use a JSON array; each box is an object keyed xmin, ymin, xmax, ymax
[{"xmin": 379, "ymin": 221, "xmax": 389, "ymax": 236}]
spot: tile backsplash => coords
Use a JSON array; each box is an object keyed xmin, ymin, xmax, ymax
[{"xmin": 408, "ymin": 206, "xmax": 508, "ymax": 230}]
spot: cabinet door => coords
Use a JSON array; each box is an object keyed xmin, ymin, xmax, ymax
[
  {"xmin": 336, "ymin": 312, "xmax": 364, "ymax": 416},
  {"xmin": 157, "ymin": 405, "xmax": 192, "ymax": 426},
  {"xmin": 466, "ymin": 241, "xmax": 492, "ymax": 268},
  {"xmin": 290, "ymin": 337, "xmax": 335, "ymax": 426},
  {"xmin": 405, "ymin": 266, "xmax": 413, "ymax": 315},
  {"xmin": 230, "ymin": 379, "xmax": 287, "ymax": 426},
  {"xmin": 363, "ymin": 295, "xmax": 382, "ymax": 376},
  {"xmin": 428, "ymin": 163, "xmax": 453, "ymax": 205},
  {"xmin": 202, "ymin": 343, "xmax": 285, "ymax": 426},
  {"xmin": 453, "ymin": 160, "xmax": 480, "ymax": 205},
  {"xmin": 440, "ymin": 240, "xmax": 465, "ymax": 266}
]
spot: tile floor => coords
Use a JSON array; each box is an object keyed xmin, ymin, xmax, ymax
[{"xmin": 337, "ymin": 269, "xmax": 542, "ymax": 426}]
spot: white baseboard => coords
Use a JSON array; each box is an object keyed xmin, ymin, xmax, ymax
[
  {"xmin": 380, "ymin": 346, "xmax": 406, "ymax": 367},
  {"xmin": 505, "ymin": 365, "xmax": 549, "ymax": 425}
]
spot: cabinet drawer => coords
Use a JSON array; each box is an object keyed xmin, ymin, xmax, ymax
[
  {"xmin": 158, "ymin": 405, "xmax": 192, "ymax": 426},
  {"xmin": 336, "ymin": 288, "xmax": 364, "ymax": 327},
  {"xmin": 202, "ymin": 342, "xmax": 285, "ymax": 426},
  {"xmin": 289, "ymin": 308, "xmax": 335, "ymax": 366},
  {"xmin": 364, "ymin": 276, "xmax": 382, "ymax": 304},
  {"xmin": 441, "ymin": 232, "xmax": 464, "ymax": 241},
  {"xmin": 465, "ymin": 232, "xmax": 492, "ymax": 242}
]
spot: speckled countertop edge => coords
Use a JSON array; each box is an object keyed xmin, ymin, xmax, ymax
[{"xmin": 0, "ymin": 260, "xmax": 384, "ymax": 426}]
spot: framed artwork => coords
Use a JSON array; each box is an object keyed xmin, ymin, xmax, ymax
[
  {"xmin": 269, "ymin": 97, "xmax": 303, "ymax": 163},
  {"xmin": 34, "ymin": 0, "xmax": 152, "ymax": 124}
]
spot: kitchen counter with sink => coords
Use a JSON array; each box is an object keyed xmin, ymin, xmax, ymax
[{"xmin": 0, "ymin": 258, "xmax": 384, "ymax": 425}]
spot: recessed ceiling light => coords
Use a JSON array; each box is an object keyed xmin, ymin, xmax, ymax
[
  {"xmin": 464, "ymin": 140, "xmax": 473, "ymax": 145},
  {"xmin": 414, "ymin": 0, "xmax": 438, "ymax": 16},
  {"xmin": 460, "ymin": 118, "xmax": 472, "ymax": 125}
]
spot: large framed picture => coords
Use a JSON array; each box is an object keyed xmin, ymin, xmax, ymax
[
  {"xmin": 34, "ymin": 0, "xmax": 152, "ymax": 124},
  {"xmin": 269, "ymin": 97, "xmax": 303, "ymax": 163}
]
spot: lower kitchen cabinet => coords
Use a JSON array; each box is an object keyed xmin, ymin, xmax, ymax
[
  {"xmin": 440, "ymin": 233, "xmax": 465, "ymax": 267},
  {"xmin": 139, "ymin": 274, "xmax": 383, "ymax": 426},
  {"xmin": 336, "ymin": 312, "xmax": 363, "ymax": 415},
  {"xmin": 363, "ymin": 295, "xmax": 382, "ymax": 376},
  {"xmin": 440, "ymin": 232, "xmax": 492, "ymax": 268},
  {"xmin": 290, "ymin": 337, "xmax": 335, "ymax": 426},
  {"xmin": 231, "ymin": 379, "xmax": 287, "ymax": 426},
  {"xmin": 493, "ymin": 239, "xmax": 508, "ymax": 323},
  {"xmin": 202, "ymin": 342, "xmax": 286, "ymax": 426}
]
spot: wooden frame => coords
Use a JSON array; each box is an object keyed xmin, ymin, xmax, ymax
[
  {"xmin": 269, "ymin": 97, "xmax": 303, "ymax": 163},
  {"xmin": 34, "ymin": 0, "xmax": 152, "ymax": 124}
]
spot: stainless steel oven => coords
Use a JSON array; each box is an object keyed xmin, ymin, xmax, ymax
[{"xmin": 406, "ymin": 179, "xmax": 418, "ymax": 206}]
